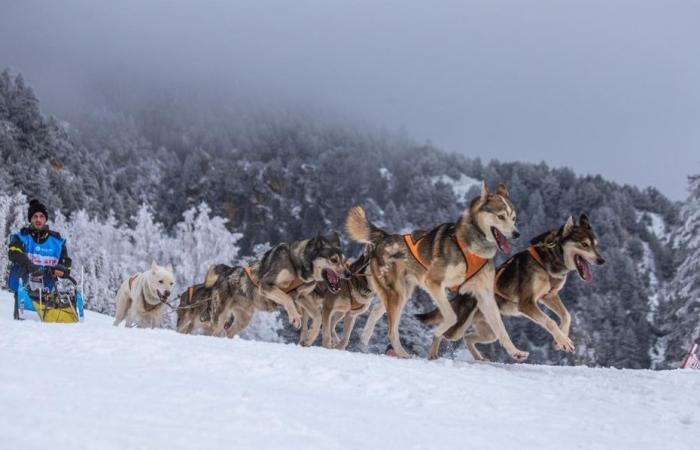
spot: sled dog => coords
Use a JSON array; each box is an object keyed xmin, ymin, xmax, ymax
[
  {"xmin": 204, "ymin": 234, "xmax": 351, "ymax": 338},
  {"xmin": 346, "ymin": 182, "xmax": 528, "ymax": 360},
  {"xmin": 175, "ymin": 264, "xmax": 239, "ymax": 335},
  {"xmin": 297, "ymin": 249, "xmax": 374, "ymax": 349},
  {"xmin": 417, "ymin": 214, "xmax": 605, "ymax": 360},
  {"xmin": 114, "ymin": 262, "xmax": 175, "ymax": 328}
]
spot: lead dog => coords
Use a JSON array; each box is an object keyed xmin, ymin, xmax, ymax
[
  {"xmin": 417, "ymin": 215, "xmax": 605, "ymax": 360},
  {"xmin": 346, "ymin": 182, "xmax": 528, "ymax": 360}
]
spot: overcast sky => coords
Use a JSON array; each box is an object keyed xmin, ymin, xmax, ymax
[{"xmin": 1, "ymin": 0, "xmax": 698, "ymax": 199}]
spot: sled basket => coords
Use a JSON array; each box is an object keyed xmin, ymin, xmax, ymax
[{"xmin": 16, "ymin": 272, "xmax": 84, "ymax": 323}]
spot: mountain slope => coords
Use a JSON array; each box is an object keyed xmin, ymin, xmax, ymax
[
  {"xmin": 1, "ymin": 290, "xmax": 698, "ymax": 450},
  {"xmin": 0, "ymin": 69, "xmax": 684, "ymax": 368}
]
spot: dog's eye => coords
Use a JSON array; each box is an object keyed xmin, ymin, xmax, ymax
[
  {"xmin": 582, "ymin": 242, "xmax": 589, "ymax": 248},
  {"xmin": 331, "ymin": 256, "xmax": 339, "ymax": 264},
  {"xmin": 159, "ymin": 280, "xmax": 163, "ymax": 284},
  {"xmin": 498, "ymin": 215, "xmax": 506, "ymax": 221}
]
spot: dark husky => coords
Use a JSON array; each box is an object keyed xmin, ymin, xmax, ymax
[
  {"xmin": 417, "ymin": 214, "xmax": 605, "ymax": 360},
  {"xmin": 175, "ymin": 264, "xmax": 239, "ymax": 335},
  {"xmin": 203, "ymin": 234, "xmax": 351, "ymax": 338},
  {"xmin": 345, "ymin": 182, "xmax": 528, "ymax": 360},
  {"xmin": 297, "ymin": 249, "xmax": 374, "ymax": 349}
]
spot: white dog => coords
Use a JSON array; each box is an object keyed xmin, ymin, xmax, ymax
[{"xmin": 113, "ymin": 262, "xmax": 175, "ymax": 328}]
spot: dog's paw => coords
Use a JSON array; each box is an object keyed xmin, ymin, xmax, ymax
[
  {"xmin": 290, "ymin": 316, "xmax": 302, "ymax": 329},
  {"xmin": 385, "ymin": 345, "xmax": 412, "ymax": 359},
  {"xmin": 510, "ymin": 349, "xmax": 529, "ymax": 362},
  {"xmin": 555, "ymin": 335, "xmax": 575, "ymax": 353}
]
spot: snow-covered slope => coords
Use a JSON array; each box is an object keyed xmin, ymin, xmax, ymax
[
  {"xmin": 1, "ymin": 290, "xmax": 698, "ymax": 450},
  {"xmin": 431, "ymin": 173, "xmax": 481, "ymax": 201}
]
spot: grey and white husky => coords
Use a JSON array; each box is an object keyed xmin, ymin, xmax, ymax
[{"xmin": 346, "ymin": 182, "xmax": 528, "ymax": 360}]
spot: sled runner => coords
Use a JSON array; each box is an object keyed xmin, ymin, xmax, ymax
[{"xmin": 15, "ymin": 266, "xmax": 84, "ymax": 323}]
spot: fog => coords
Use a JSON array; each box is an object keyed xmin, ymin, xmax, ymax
[{"xmin": 1, "ymin": 0, "xmax": 698, "ymax": 199}]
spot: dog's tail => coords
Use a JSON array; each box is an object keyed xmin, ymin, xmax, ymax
[
  {"xmin": 345, "ymin": 206, "xmax": 387, "ymax": 245},
  {"xmin": 204, "ymin": 265, "xmax": 219, "ymax": 288},
  {"xmin": 204, "ymin": 264, "xmax": 231, "ymax": 289},
  {"xmin": 415, "ymin": 306, "xmax": 445, "ymax": 325}
]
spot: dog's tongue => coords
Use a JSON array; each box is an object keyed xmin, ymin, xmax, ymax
[
  {"xmin": 325, "ymin": 269, "xmax": 339, "ymax": 285},
  {"xmin": 492, "ymin": 228, "xmax": 511, "ymax": 254},
  {"xmin": 576, "ymin": 256, "xmax": 593, "ymax": 283}
]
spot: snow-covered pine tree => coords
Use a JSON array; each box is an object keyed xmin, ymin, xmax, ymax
[
  {"xmin": 171, "ymin": 202, "xmax": 242, "ymax": 289},
  {"xmin": 0, "ymin": 191, "xmax": 28, "ymax": 286},
  {"xmin": 654, "ymin": 175, "xmax": 700, "ymax": 367}
]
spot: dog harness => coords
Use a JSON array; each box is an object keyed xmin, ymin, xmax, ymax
[
  {"xmin": 349, "ymin": 298, "xmax": 369, "ymax": 312},
  {"xmin": 243, "ymin": 266, "xmax": 306, "ymax": 294},
  {"xmin": 403, "ymin": 234, "xmax": 488, "ymax": 292},
  {"xmin": 494, "ymin": 246, "xmax": 546, "ymax": 300}
]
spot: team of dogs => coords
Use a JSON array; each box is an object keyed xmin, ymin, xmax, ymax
[{"xmin": 113, "ymin": 181, "xmax": 605, "ymax": 362}]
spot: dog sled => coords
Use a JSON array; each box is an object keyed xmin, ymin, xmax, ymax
[{"xmin": 15, "ymin": 266, "xmax": 84, "ymax": 323}]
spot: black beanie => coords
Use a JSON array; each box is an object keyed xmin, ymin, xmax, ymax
[{"xmin": 28, "ymin": 199, "xmax": 49, "ymax": 222}]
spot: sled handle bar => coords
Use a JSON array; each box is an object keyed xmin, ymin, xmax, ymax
[{"xmin": 30, "ymin": 268, "xmax": 78, "ymax": 286}]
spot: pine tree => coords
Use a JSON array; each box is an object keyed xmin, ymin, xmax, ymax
[{"xmin": 655, "ymin": 175, "xmax": 700, "ymax": 367}]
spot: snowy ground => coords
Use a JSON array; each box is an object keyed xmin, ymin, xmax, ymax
[{"xmin": 1, "ymin": 290, "xmax": 698, "ymax": 450}]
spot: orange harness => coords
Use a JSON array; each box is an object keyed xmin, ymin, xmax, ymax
[
  {"xmin": 494, "ymin": 246, "xmax": 545, "ymax": 300},
  {"xmin": 243, "ymin": 266, "xmax": 305, "ymax": 294},
  {"xmin": 403, "ymin": 234, "xmax": 489, "ymax": 292}
]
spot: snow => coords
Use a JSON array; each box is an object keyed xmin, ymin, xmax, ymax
[
  {"xmin": 431, "ymin": 174, "xmax": 481, "ymax": 201},
  {"xmin": 1, "ymin": 290, "xmax": 699, "ymax": 450},
  {"xmin": 379, "ymin": 167, "xmax": 391, "ymax": 180},
  {"xmin": 639, "ymin": 240, "xmax": 661, "ymax": 323},
  {"xmin": 636, "ymin": 211, "xmax": 668, "ymax": 242}
]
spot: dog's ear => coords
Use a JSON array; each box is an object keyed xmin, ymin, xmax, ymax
[
  {"xmin": 562, "ymin": 216, "xmax": 575, "ymax": 237},
  {"xmin": 495, "ymin": 183, "xmax": 509, "ymax": 198},
  {"xmin": 151, "ymin": 261, "xmax": 157, "ymax": 273},
  {"xmin": 313, "ymin": 235, "xmax": 324, "ymax": 250},
  {"xmin": 328, "ymin": 232, "xmax": 341, "ymax": 247},
  {"xmin": 579, "ymin": 214, "xmax": 591, "ymax": 230},
  {"xmin": 479, "ymin": 181, "xmax": 489, "ymax": 205},
  {"xmin": 166, "ymin": 263, "xmax": 173, "ymax": 273}
]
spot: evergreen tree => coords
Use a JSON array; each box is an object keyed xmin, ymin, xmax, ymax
[{"xmin": 654, "ymin": 175, "xmax": 700, "ymax": 367}]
